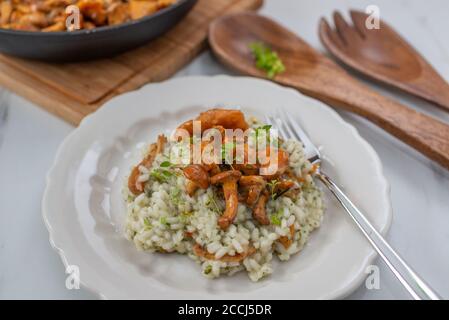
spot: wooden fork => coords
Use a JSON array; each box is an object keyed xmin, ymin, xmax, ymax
[{"xmin": 319, "ymin": 10, "xmax": 449, "ymax": 112}]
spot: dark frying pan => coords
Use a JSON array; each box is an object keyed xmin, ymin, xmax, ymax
[{"xmin": 0, "ymin": 0, "xmax": 197, "ymax": 62}]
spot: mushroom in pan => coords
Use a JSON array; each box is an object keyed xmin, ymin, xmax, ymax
[
  {"xmin": 210, "ymin": 170, "xmax": 242, "ymax": 230},
  {"xmin": 77, "ymin": 0, "xmax": 107, "ymax": 26}
]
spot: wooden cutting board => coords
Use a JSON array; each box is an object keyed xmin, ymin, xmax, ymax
[{"xmin": 0, "ymin": 0, "xmax": 263, "ymax": 126}]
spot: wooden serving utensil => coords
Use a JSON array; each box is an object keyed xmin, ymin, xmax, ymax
[
  {"xmin": 319, "ymin": 10, "xmax": 449, "ymax": 112},
  {"xmin": 208, "ymin": 12, "xmax": 449, "ymax": 170}
]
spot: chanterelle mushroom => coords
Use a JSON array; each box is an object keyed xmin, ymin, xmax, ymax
[
  {"xmin": 210, "ymin": 170, "xmax": 242, "ymax": 230},
  {"xmin": 239, "ymin": 176, "xmax": 266, "ymax": 206},
  {"xmin": 193, "ymin": 243, "xmax": 256, "ymax": 263},
  {"xmin": 183, "ymin": 164, "xmax": 210, "ymax": 196},
  {"xmin": 128, "ymin": 135, "xmax": 167, "ymax": 195},
  {"xmin": 272, "ymin": 180, "xmax": 299, "ymax": 200},
  {"xmin": 253, "ymin": 191, "xmax": 270, "ymax": 225},
  {"xmin": 128, "ymin": 143, "xmax": 157, "ymax": 195},
  {"xmin": 260, "ymin": 148, "xmax": 289, "ymax": 179},
  {"xmin": 178, "ymin": 109, "xmax": 249, "ymax": 136}
]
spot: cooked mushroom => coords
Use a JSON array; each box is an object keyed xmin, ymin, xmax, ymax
[
  {"xmin": 200, "ymin": 163, "xmax": 221, "ymax": 176},
  {"xmin": 210, "ymin": 170, "xmax": 242, "ymax": 230},
  {"xmin": 279, "ymin": 225, "xmax": 296, "ymax": 249},
  {"xmin": 0, "ymin": 1, "xmax": 12, "ymax": 25},
  {"xmin": 77, "ymin": 0, "xmax": 107, "ymax": 26},
  {"xmin": 272, "ymin": 180, "xmax": 299, "ymax": 200},
  {"xmin": 129, "ymin": 0, "xmax": 158, "ymax": 20},
  {"xmin": 239, "ymin": 176, "xmax": 266, "ymax": 206},
  {"xmin": 260, "ymin": 148, "xmax": 289, "ymax": 179},
  {"xmin": 252, "ymin": 190, "xmax": 270, "ymax": 225},
  {"xmin": 42, "ymin": 21, "xmax": 65, "ymax": 31},
  {"xmin": 178, "ymin": 109, "xmax": 249, "ymax": 136},
  {"xmin": 1, "ymin": 0, "xmax": 177, "ymax": 31},
  {"xmin": 193, "ymin": 244, "xmax": 256, "ymax": 263},
  {"xmin": 128, "ymin": 134, "xmax": 167, "ymax": 195},
  {"xmin": 183, "ymin": 164, "xmax": 210, "ymax": 196},
  {"xmin": 234, "ymin": 163, "xmax": 259, "ymax": 176},
  {"xmin": 25, "ymin": 11, "xmax": 50, "ymax": 27},
  {"xmin": 156, "ymin": 134, "xmax": 167, "ymax": 154},
  {"xmin": 128, "ymin": 143, "xmax": 158, "ymax": 195},
  {"xmin": 107, "ymin": 2, "xmax": 129, "ymax": 25}
]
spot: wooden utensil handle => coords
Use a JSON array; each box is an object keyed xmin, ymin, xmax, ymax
[
  {"xmin": 428, "ymin": 84, "xmax": 449, "ymax": 112},
  {"xmin": 308, "ymin": 79, "xmax": 449, "ymax": 170}
]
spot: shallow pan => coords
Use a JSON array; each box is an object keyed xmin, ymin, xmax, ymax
[{"xmin": 0, "ymin": 0, "xmax": 197, "ymax": 62}]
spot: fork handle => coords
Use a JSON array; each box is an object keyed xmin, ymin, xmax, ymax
[{"xmin": 317, "ymin": 171, "xmax": 440, "ymax": 300}]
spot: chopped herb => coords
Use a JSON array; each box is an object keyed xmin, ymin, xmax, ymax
[
  {"xmin": 267, "ymin": 179, "xmax": 280, "ymax": 200},
  {"xmin": 160, "ymin": 161, "xmax": 172, "ymax": 168},
  {"xmin": 206, "ymin": 193, "xmax": 221, "ymax": 214},
  {"xmin": 255, "ymin": 124, "xmax": 273, "ymax": 144},
  {"xmin": 249, "ymin": 42, "xmax": 286, "ymax": 79},
  {"xmin": 270, "ymin": 209, "xmax": 283, "ymax": 226},
  {"xmin": 143, "ymin": 217, "xmax": 152, "ymax": 229},
  {"xmin": 144, "ymin": 186, "xmax": 153, "ymax": 198},
  {"xmin": 150, "ymin": 168, "xmax": 173, "ymax": 183},
  {"xmin": 162, "ymin": 170, "xmax": 172, "ymax": 177},
  {"xmin": 159, "ymin": 216, "xmax": 169, "ymax": 226},
  {"xmin": 204, "ymin": 265, "xmax": 212, "ymax": 275},
  {"xmin": 259, "ymin": 124, "xmax": 272, "ymax": 131},
  {"xmin": 170, "ymin": 187, "xmax": 184, "ymax": 206},
  {"xmin": 180, "ymin": 211, "xmax": 192, "ymax": 224}
]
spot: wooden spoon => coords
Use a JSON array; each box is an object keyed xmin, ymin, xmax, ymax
[
  {"xmin": 208, "ymin": 12, "xmax": 449, "ymax": 170},
  {"xmin": 319, "ymin": 10, "xmax": 449, "ymax": 112}
]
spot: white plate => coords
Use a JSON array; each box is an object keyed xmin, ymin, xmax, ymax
[{"xmin": 42, "ymin": 76, "xmax": 392, "ymax": 299}]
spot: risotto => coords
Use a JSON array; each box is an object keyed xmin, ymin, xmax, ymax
[{"xmin": 124, "ymin": 109, "xmax": 325, "ymax": 281}]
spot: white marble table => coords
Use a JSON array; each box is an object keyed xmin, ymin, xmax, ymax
[{"xmin": 0, "ymin": 0, "xmax": 448, "ymax": 300}]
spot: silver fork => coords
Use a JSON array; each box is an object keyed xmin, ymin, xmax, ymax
[{"xmin": 266, "ymin": 110, "xmax": 440, "ymax": 300}]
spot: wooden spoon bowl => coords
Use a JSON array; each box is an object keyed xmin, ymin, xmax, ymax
[{"xmin": 209, "ymin": 12, "xmax": 449, "ymax": 170}]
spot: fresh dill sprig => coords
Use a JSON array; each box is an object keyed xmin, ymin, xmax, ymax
[
  {"xmin": 150, "ymin": 161, "xmax": 174, "ymax": 183},
  {"xmin": 267, "ymin": 179, "xmax": 280, "ymax": 200},
  {"xmin": 206, "ymin": 193, "xmax": 221, "ymax": 214},
  {"xmin": 150, "ymin": 169, "xmax": 173, "ymax": 183}
]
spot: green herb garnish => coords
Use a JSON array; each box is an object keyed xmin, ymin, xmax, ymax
[
  {"xmin": 267, "ymin": 179, "xmax": 280, "ymax": 200},
  {"xmin": 159, "ymin": 216, "xmax": 169, "ymax": 226},
  {"xmin": 204, "ymin": 265, "xmax": 213, "ymax": 275},
  {"xmin": 170, "ymin": 187, "xmax": 184, "ymax": 206},
  {"xmin": 180, "ymin": 211, "xmax": 193, "ymax": 224},
  {"xmin": 143, "ymin": 217, "xmax": 152, "ymax": 230},
  {"xmin": 206, "ymin": 194, "xmax": 221, "ymax": 214},
  {"xmin": 160, "ymin": 161, "xmax": 172, "ymax": 168},
  {"xmin": 255, "ymin": 124, "xmax": 272, "ymax": 144},
  {"xmin": 249, "ymin": 42, "xmax": 286, "ymax": 79},
  {"xmin": 150, "ymin": 168, "xmax": 173, "ymax": 183},
  {"xmin": 270, "ymin": 209, "xmax": 283, "ymax": 226}
]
